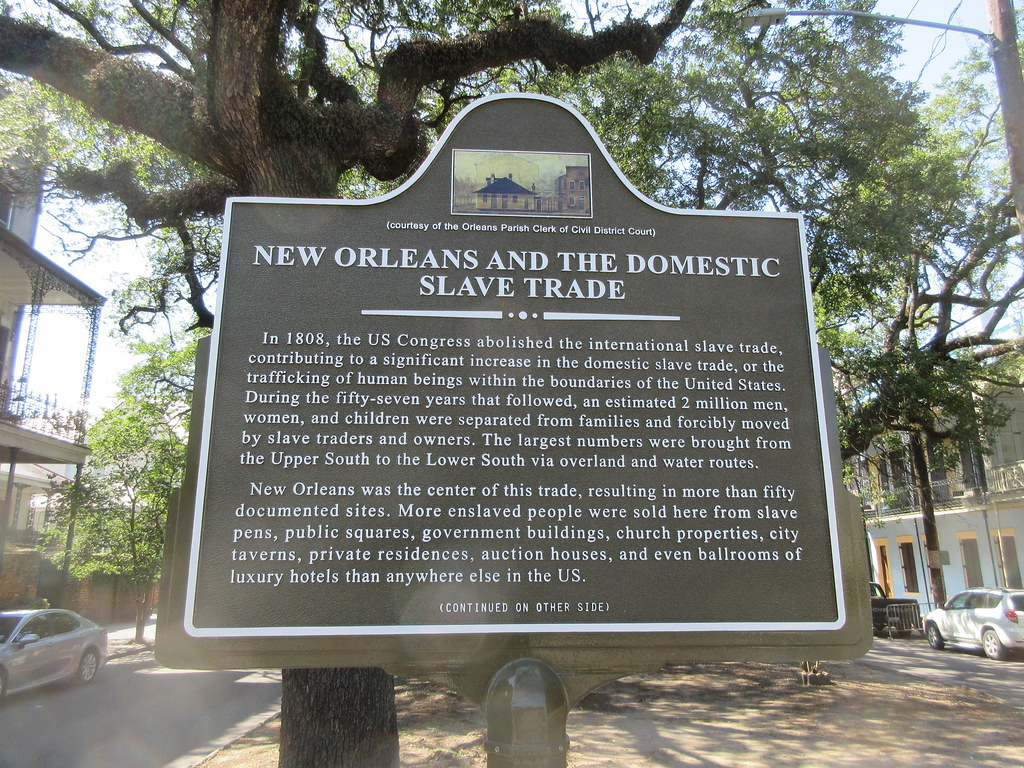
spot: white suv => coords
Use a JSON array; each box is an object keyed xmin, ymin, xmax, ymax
[{"xmin": 924, "ymin": 588, "xmax": 1024, "ymax": 661}]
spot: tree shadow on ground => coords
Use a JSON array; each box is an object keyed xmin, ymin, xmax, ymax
[{"xmin": 198, "ymin": 660, "xmax": 1024, "ymax": 767}]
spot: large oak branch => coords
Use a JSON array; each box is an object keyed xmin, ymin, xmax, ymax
[
  {"xmin": 378, "ymin": 12, "xmax": 694, "ymax": 113},
  {"xmin": 363, "ymin": 1, "xmax": 695, "ymax": 177},
  {"xmin": 0, "ymin": 16, "xmax": 219, "ymax": 171},
  {"xmin": 0, "ymin": 2, "xmax": 698, "ymax": 191},
  {"xmin": 55, "ymin": 162, "xmax": 238, "ymax": 225}
]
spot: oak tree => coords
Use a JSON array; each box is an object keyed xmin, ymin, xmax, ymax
[
  {"xmin": 558, "ymin": 6, "xmax": 1024, "ymax": 606},
  {"xmin": 0, "ymin": 1, "xmax": 696, "ymax": 764}
]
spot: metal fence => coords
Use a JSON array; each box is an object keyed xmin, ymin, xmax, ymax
[
  {"xmin": 0, "ymin": 382, "xmax": 87, "ymax": 444},
  {"xmin": 884, "ymin": 603, "xmax": 923, "ymax": 638}
]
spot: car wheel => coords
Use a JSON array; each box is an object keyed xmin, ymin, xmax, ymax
[
  {"xmin": 76, "ymin": 648, "xmax": 100, "ymax": 684},
  {"xmin": 926, "ymin": 623, "xmax": 945, "ymax": 650},
  {"xmin": 982, "ymin": 629, "xmax": 1008, "ymax": 661}
]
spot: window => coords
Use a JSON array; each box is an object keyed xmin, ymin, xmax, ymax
[
  {"xmin": 50, "ymin": 612, "xmax": 79, "ymax": 635},
  {"xmin": 0, "ymin": 616, "xmax": 19, "ymax": 643},
  {"xmin": 17, "ymin": 615, "xmax": 50, "ymax": 640},
  {"xmin": 947, "ymin": 592, "xmax": 969, "ymax": 610},
  {"xmin": 875, "ymin": 542, "xmax": 893, "ymax": 596},
  {"xmin": 959, "ymin": 535, "xmax": 984, "ymax": 587},
  {"xmin": 965, "ymin": 591, "xmax": 1000, "ymax": 610},
  {"xmin": 569, "ymin": 181, "xmax": 575, "ymax": 190},
  {"xmin": 965, "ymin": 592, "xmax": 986, "ymax": 609},
  {"xmin": 898, "ymin": 540, "xmax": 919, "ymax": 593},
  {"xmin": 993, "ymin": 530, "xmax": 1022, "ymax": 588}
]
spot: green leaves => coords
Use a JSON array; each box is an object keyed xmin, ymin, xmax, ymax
[
  {"xmin": 42, "ymin": 333, "xmax": 196, "ymax": 593},
  {"xmin": 1, "ymin": 0, "xmax": 1019, "ymax": 472},
  {"xmin": 543, "ymin": 2, "xmax": 1023, "ymax": 463}
]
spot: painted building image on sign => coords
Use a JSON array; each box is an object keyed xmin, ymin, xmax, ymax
[
  {"xmin": 183, "ymin": 94, "xmax": 848, "ymax": 639},
  {"xmin": 451, "ymin": 150, "xmax": 593, "ymax": 217}
]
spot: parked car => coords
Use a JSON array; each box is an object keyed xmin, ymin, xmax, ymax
[
  {"xmin": 924, "ymin": 588, "xmax": 1024, "ymax": 661},
  {"xmin": 869, "ymin": 582, "xmax": 922, "ymax": 636},
  {"xmin": 0, "ymin": 608, "xmax": 107, "ymax": 699}
]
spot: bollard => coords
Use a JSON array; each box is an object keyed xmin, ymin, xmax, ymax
[{"xmin": 483, "ymin": 658, "xmax": 569, "ymax": 768}]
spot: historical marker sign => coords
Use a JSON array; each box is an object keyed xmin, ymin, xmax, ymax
[{"xmin": 161, "ymin": 94, "xmax": 869, "ymax": 671}]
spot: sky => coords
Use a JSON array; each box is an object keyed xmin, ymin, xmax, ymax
[
  {"xmin": 26, "ymin": 0, "xmax": 1000, "ymax": 413},
  {"xmin": 873, "ymin": 1, "xmax": 994, "ymax": 86}
]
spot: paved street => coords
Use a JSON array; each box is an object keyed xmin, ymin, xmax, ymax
[
  {"xmin": 0, "ymin": 631, "xmax": 280, "ymax": 768},
  {"xmin": 864, "ymin": 634, "xmax": 1024, "ymax": 707}
]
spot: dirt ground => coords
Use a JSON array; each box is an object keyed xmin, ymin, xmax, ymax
[{"xmin": 196, "ymin": 659, "xmax": 1024, "ymax": 767}]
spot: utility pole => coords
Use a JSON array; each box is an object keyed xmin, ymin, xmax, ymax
[{"xmin": 987, "ymin": 0, "xmax": 1024, "ymax": 244}]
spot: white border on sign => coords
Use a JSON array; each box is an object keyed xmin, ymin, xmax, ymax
[{"xmin": 183, "ymin": 93, "xmax": 846, "ymax": 638}]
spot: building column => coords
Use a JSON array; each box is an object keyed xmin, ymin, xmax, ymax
[{"xmin": 80, "ymin": 304, "xmax": 101, "ymax": 402}]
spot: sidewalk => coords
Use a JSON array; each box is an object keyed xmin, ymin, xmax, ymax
[{"xmin": 103, "ymin": 616, "xmax": 156, "ymax": 658}]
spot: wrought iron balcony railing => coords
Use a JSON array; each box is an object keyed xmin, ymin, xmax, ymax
[
  {"xmin": 0, "ymin": 381, "xmax": 88, "ymax": 445},
  {"xmin": 986, "ymin": 459, "xmax": 1024, "ymax": 496},
  {"xmin": 858, "ymin": 459, "xmax": 1024, "ymax": 518}
]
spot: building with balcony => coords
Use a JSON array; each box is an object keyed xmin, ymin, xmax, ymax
[
  {"xmin": 0, "ymin": 180, "xmax": 104, "ymax": 603},
  {"xmin": 854, "ymin": 388, "xmax": 1024, "ymax": 612}
]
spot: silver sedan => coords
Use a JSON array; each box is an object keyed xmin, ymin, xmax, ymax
[{"xmin": 0, "ymin": 608, "xmax": 107, "ymax": 698}]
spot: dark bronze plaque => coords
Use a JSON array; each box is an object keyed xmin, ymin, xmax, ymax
[{"xmin": 161, "ymin": 95, "xmax": 869, "ymax": 671}]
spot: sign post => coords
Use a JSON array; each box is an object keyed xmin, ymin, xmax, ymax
[{"xmin": 158, "ymin": 94, "xmax": 870, "ymax": 756}]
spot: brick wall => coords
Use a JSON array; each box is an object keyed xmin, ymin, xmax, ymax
[
  {"xmin": 62, "ymin": 573, "xmax": 140, "ymax": 624},
  {"xmin": 0, "ymin": 550, "xmax": 151, "ymax": 624},
  {"xmin": 0, "ymin": 549, "xmax": 41, "ymax": 605}
]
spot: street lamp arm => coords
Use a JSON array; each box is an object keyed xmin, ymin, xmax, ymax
[{"xmin": 741, "ymin": 7, "xmax": 993, "ymax": 46}]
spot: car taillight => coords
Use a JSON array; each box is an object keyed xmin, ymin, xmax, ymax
[{"xmin": 1006, "ymin": 610, "xmax": 1019, "ymax": 624}]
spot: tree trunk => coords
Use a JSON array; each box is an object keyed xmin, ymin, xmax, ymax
[
  {"xmin": 279, "ymin": 668, "xmax": 399, "ymax": 768},
  {"xmin": 909, "ymin": 432, "xmax": 946, "ymax": 607},
  {"xmin": 240, "ymin": 74, "xmax": 401, "ymax": 762},
  {"xmin": 253, "ymin": 175, "xmax": 399, "ymax": 768},
  {"xmin": 134, "ymin": 589, "xmax": 150, "ymax": 643},
  {"xmin": 55, "ymin": 464, "xmax": 84, "ymax": 609},
  {"xmin": 987, "ymin": 0, "xmax": 1024, "ymax": 244}
]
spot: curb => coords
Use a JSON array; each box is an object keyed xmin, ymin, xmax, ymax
[
  {"xmin": 182, "ymin": 708, "xmax": 281, "ymax": 768},
  {"xmin": 106, "ymin": 641, "xmax": 154, "ymax": 660}
]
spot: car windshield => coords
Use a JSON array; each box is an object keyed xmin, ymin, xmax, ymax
[
  {"xmin": 0, "ymin": 615, "xmax": 21, "ymax": 643},
  {"xmin": 1009, "ymin": 595, "xmax": 1024, "ymax": 611}
]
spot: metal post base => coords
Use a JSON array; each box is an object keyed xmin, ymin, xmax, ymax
[
  {"xmin": 800, "ymin": 660, "xmax": 832, "ymax": 685},
  {"xmin": 484, "ymin": 658, "xmax": 569, "ymax": 768}
]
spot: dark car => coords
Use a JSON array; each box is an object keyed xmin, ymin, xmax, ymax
[
  {"xmin": 0, "ymin": 609, "xmax": 107, "ymax": 699},
  {"xmin": 870, "ymin": 582, "xmax": 923, "ymax": 636}
]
